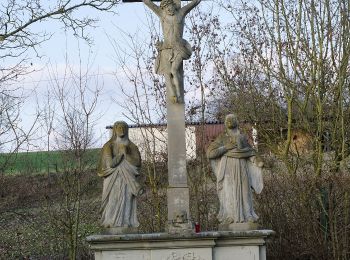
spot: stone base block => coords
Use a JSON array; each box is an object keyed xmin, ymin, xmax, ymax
[
  {"xmin": 218, "ymin": 222, "xmax": 259, "ymax": 231},
  {"xmin": 87, "ymin": 230, "xmax": 274, "ymax": 260},
  {"xmin": 166, "ymin": 221, "xmax": 193, "ymax": 235},
  {"xmin": 166, "ymin": 187, "xmax": 191, "ymax": 229}
]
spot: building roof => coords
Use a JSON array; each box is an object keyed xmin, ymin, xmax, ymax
[{"xmin": 106, "ymin": 120, "xmax": 224, "ymax": 129}]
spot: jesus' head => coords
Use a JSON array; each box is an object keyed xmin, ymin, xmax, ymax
[{"xmin": 160, "ymin": 0, "xmax": 177, "ymax": 16}]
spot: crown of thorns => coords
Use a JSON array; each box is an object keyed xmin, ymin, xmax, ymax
[{"xmin": 160, "ymin": 0, "xmax": 175, "ymax": 9}]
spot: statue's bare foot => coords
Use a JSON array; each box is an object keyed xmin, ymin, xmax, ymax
[
  {"xmin": 170, "ymin": 95, "xmax": 184, "ymax": 104},
  {"xmin": 177, "ymin": 95, "xmax": 184, "ymax": 103},
  {"xmin": 171, "ymin": 96, "xmax": 178, "ymax": 103}
]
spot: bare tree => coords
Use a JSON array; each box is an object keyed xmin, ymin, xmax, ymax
[
  {"xmin": 215, "ymin": 0, "xmax": 350, "ymax": 169},
  {"xmin": 41, "ymin": 52, "xmax": 102, "ymax": 259},
  {"xmin": 0, "ymin": 91, "xmax": 40, "ymax": 173},
  {"xmin": 0, "ymin": 0, "xmax": 119, "ymax": 96},
  {"xmin": 184, "ymin": 8, "xmax": 222, "ymax": 230},
  {"xmin": 38, "ymin": 87, "xmax": 56, "ymax": 180},
  {"xmin": 0, "ymin": 0, "xmax": 119, "ymax": 174},
  {"xmin": 210, "ymin": 0, "xmax": 350, "ymax": 258},
  {"xmin": 108, "ymin": 18, "xmax": 170, "ymax": 231}
]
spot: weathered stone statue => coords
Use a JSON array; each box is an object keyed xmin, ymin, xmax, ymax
[
  {"xmin": 98, "ymin": 121, "xmax": 142, "ymax": 232},
  {"xmin": 143, "ymin": 0, "xmax": 201, "ymax": 103},
  {"xmin": 207, "ymin": 114, "xmax": 264, "ymax": 230}
]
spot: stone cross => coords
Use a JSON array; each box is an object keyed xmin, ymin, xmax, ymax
[{"xmin": 122, "ymin": 0, "xmax": 201, "ymax": 232}]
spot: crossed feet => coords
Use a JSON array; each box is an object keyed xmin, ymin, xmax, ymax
[{"xmin": 171, "ymin": 95, "xmax": 184, "ymax": 104}]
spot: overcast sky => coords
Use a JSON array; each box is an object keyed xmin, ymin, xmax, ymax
[
  {"xmin": 14, "ymin": 2, "xmax": 152, "ymax": 150},
  {"xmin": 14, "ymin": 1, "xmax": 226, "ymax": 151}
]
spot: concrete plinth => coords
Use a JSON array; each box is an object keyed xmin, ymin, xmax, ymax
[{"xmin": 87, "ymin": 230, "xmax": 274, "ymax": 260}]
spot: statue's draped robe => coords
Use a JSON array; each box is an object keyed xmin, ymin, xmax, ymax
[
  {"xmin": 98, "ymin": 140, "xmax": 141, "ymax": 228},
  {"xmin": 207, "ymin": 133, "xmax": 263, "ymax": 224}
]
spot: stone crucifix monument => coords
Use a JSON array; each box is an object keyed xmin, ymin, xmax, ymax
[
  {"xmin": 142, "ymin": 0, "xmax": 201, "ymax": 233},
  {"xmin": 87, "ymin": 1, "xmax": 274, "ymax": 259}
]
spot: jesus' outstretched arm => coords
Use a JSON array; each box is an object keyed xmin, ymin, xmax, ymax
[
  {"xmin": 143, "ymin": 0, "xmax": 161, "ymax": 16},
  {"xmin": 181, "ymin": 0, "xmax": 201, "ymax": 16}
]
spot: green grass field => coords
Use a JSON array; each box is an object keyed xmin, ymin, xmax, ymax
[{"xmin": 0, "ymin": 149, "xmax": 101, "ymax": 175}]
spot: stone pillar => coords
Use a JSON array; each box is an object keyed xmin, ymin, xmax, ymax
[
  {"xmin": 165, "ymin": 66, "xmax": 192, "ymax": 233},
  {"xmin": 162, "ymin": 0, "xmax": 191, "ymax": 229},
  {"xmin": 132, "ymin": 0, "xmax": 201, "ymax": 234}
]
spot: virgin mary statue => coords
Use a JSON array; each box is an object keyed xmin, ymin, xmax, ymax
[
  {"xmin": 207, "ymin": 114, "xmax": 263, "ymax": 227},
  {"xmin": 98, "ymin": 121, "xmax": 142, "ymax": 229}
]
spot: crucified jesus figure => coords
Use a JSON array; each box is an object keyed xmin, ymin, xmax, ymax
[{"xmin": 143, "ymin": 0, "xmax": 201, "ymax": 103}]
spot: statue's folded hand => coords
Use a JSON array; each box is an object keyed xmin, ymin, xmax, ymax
[
  {"xmin": 224, "ymin": 142, "xmax": 236, "ymax": 150},
  {"xmin": 118, "ymin": 143, "xmax": 129, "ymax": 155},
  {"xmin": 112, "ymin": 154, "xmax": 124, "ymax": 167},
  {"xmin": 111, "ymin": 157, "xmax": 117, "ymax": 168}
]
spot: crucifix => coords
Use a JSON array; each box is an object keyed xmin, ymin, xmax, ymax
[{"xmin": 122, "ymin": 0, "xmax": 201, "ymax": 232}]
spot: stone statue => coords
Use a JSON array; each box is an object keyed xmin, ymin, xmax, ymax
[
  {"xmin": 98, "ymin": 121, "xmax": 142, "ymax": 231},
  {"xmin": 207, "ymin": 114, "xmax": 264, "ymax": 230},
  {"xmin": 143, "ymin": 0, "xmax": 201, "ymax": 103}
]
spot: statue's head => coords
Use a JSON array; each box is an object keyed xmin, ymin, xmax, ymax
[
  {"xmin": 160, "ymin": 0, "xmax": 177, "ymax": 15},
  {"xmin": 225, "ymin": 114, "xmax": 238, "ymax": 130},
  {"xmin": 112, "ymin": 121, "xmax": 129, "ymax": 138}
]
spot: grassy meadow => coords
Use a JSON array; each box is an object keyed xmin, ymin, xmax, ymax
[{"xmin": 0, "ymin": 149, "xmax": 101, "ymax": 175}]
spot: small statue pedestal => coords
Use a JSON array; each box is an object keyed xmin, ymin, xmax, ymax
[{"xmin": 87, "ymin": 230, "xmax": 274, "ymax": 260}]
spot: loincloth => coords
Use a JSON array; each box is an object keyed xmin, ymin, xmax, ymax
[{"xmin": 155, "ymin": 40, "xmax": 192, "ymax": 75}]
